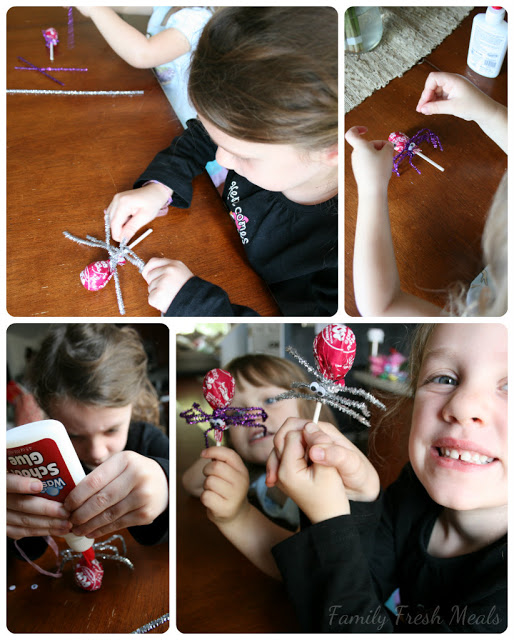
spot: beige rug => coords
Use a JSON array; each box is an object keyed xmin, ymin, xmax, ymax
[{"xmin": 345, "ymin": 6, "xmax": 473, "ymax": 113}]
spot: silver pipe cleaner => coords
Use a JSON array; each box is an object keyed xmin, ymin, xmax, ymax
[
  {"xmin": 7, "ymin": 89, "xmax": 144, "ymax": 95},
  {"xmin": 132, "ymin": 613, "xmax": 170, "ymax": 633},
  {"xmin": 270, "ymin": 346, "xmax": 386, "ymax": 427},
  {"xmin": 59, "ymin": 534, "xmax": 134, "ymax": 572},
  {"xmin": 63, "ymin": 211, "xmax": 145, "ymax": 315}
]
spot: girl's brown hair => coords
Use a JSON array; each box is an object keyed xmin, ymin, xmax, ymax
[
  {"xmin": 30, "ymin": 324, "xmax": 160, "ymax": 425},
  {"xmin": 224, "ymin": 353, "xmax": 335, "ymax": 423},
  {"xmin": 188, "ymin": 7, "xmax": 337, "ymax": 150}
]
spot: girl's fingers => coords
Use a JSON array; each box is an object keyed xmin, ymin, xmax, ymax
[
  {"xmin": 344, "ymin": 125, "xmax": 369, "ymax": 147},
  {"xmin": 265, "ymin": 448, "xmax": 280, "ymax": 487}
]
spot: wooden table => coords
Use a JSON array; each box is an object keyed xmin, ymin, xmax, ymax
[
  {"xmin": 176, "ymin": 378, "xmax": 300, "ymax": 633},
  {"xmin": 6, "ymin": 7, "xmax": 279, "ymax": 317},
  {"xmin": 345, "ymin": 8, "xmax": 508, "ymax": 315},
  {"xmin": 7, "ymin": 529, "xmax": 169, "ymax": 633}
]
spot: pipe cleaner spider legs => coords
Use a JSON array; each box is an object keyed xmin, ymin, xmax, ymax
[{"xmin": 59, "ymin": 534, "xmax": 134, "ymax": 572}]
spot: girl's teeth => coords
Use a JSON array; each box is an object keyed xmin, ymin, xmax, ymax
[{"xmin": 439, "ymin": 448, "xmax": 493, "ymax": 464}]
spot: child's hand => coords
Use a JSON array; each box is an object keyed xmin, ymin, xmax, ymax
[
  {"xmin": 416, "ymin": 71, "xmax": 494, "ymax": 122},
  {"xmin": 267, "ymin": 418, "xmax": 380, "ymax": 502},
  {"xmin": 345, "ymin": 126, "xmax": 394, "ymax": 192},
  {"xmin": 199, "ymin": 446, "xmax": 250, "ymax": 525},
  {"xmin": 270, "ymin": 430, "xmax": 350, "ymax": 524},
  {"xmin": 64, "ymin": 451, "xmax": 168, "ymax": 539},
  {"xmin": 7, "ymin": 474, "xmax": 72, "ymax": 539},
  {"xmin": 142, "ymin": 257, "xmax": 194, "ymax": 313},
  {"xmin": 107, "ymin": 182, "xmax": 171, "ymax": 243}
]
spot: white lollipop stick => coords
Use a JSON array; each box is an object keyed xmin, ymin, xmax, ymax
[
  {"xmin": 313, "ymin": 402, "xmax": 322, "ymax": 424},
  {"xmin": 127, "ymin": 228, "xmax": 153, "ymax": 249},
  {"xmin": 414, "ymin": 151, "xmax": 444, "ymax": 172},
  {"xmin": 49, "ymin": 43, "xmax": 54, "ymax": 61}
]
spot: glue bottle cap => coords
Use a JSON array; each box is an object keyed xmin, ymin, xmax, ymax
[{"xmin": 486, "ymin": 7, "xmax": 505, "ymax": 24}]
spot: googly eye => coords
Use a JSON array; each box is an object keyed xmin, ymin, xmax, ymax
[
  {"xmin": 309, "ymin": 382, "xmax": 327, "ymax": 397},
  {"xmin": 211, "ymin": 418, "xmax": 225, "ymax": 427},
  {"xmin": 408, "ymin": 142, "xmax": 416, "ymax": 151}
]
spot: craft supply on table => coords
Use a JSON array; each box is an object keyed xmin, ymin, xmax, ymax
[
  {"xmin": 7, "ymin": 89, "xmax": 145, "ymax": 96},
  {"xmin": 16, "ymin": 56, "xmax": 64, "ymax": 86},
  {"xmin": 63, "ymin": 212, "xmax": 148, "ymax": 315},
  {"xmin": 180, "ymin": 368, "xmax": 268, "ymax": 447},
  {"xmin": 389, "ymin": 129, "xmax": 443, "ymax": 176},
  {"xmin": 467, "ymin": 6, "xmax": 507, "ymax": 78},
  {"xmin": 270, "ymin": 323, "xmax": 386, "ymax": 426},
  {"xmin": 7, "ymin": 420, "xmax": 103, "ymax": 590},
  {"xmin": 15, "ymin": 66, "xmax": 88, "ymax": 72},
  {"xmin": 132, "ymin": 613, "xmax": 170, "ymax": 634},
  {"xmin": 67, "ymin": 6, "xmax": 75, "ymax": 49},
  {"xmin": 42, "ymin": 27, "xmax": 58, "ymax": 61}
]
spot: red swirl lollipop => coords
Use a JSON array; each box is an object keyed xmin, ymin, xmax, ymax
[
  {"xmin": 74, "ymin": 558, "xmax": 104, "ymax": 591},
  {"xmin": 202, "ymin": 368, "xmax": 235, "ymax": 410},
  {"xmin": 313, "ymin": 324, "xmax": 356, "ymax": 388}
]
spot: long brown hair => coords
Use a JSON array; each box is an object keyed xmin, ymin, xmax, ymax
[
  {"xmin": 189, "ymin": 7, "xmax": 337, "ymax": 150},
  {"xmin": 30, "ymin": 324, "xmax": 160, "ymax": 425}
]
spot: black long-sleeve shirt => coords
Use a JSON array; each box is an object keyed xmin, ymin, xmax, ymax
[
  {"xmin": 272, "ymin": 464, "xmax": 507, "ymax": 632},
  {"xmin": 135, "ymin": 119, "xmax": 338, "ymax": 317}
]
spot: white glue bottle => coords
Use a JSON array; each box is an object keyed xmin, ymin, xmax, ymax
[
  {"xmin": 467, "ymin": 7, "xmax": 508, "ymax": 78},
  {"xmin": 7, "ymin": 420, "xmax": 95, "ymax": 558}
]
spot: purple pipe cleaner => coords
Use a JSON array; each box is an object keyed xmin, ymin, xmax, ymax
[
  {"xmin": 68, "ymin": 7, "xmax": 75, "ymax": 49},
  {"xmin": 180, "ymin": 402, "xmax": 267, "ymax": 448},
  {"xmin": 15, "ymin": 66, "xmax": 88, "ymax": 72},
  {"xmin": 392, "ymin": 128, "xmax": 443, "ymax": 177},
  {"xmin": 17, "ymin": 56, "xmax": 64, "ymax": 86}
]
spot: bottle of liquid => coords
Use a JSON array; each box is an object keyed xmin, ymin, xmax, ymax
[
  {"xmin": 467, "ymin": 7, "xmax": 508, "ymax": 78},
  {"xmin": 7, "ymin": 420, "xmax": 95, "ymax": 561}
]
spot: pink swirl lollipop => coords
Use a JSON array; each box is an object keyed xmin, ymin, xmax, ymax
[
  {"xmin": 313, "ymin": 324, "xmax": 356, "ymax": 388},
  {"xmin": 42, "ymin": 27, "xmax": 59, "ymax": 61},
  {"xmin": 388, "ymin": 131, "xmax": 420, "ymax": 154},
  {"xmin": 74, "ymin": 557, "xmax": 104, "ymax": 591},
  {"xmin": 388, "ymin": 129, "xmax": 444, "ymax": 175}
]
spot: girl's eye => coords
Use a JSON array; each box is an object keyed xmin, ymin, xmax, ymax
[
  {"xmin": 264, "ymin": 397, "xmax": 278, "ymax": 405},
  {"xmin": 429, "ymin": 374, "xmax": 457, "ymax": 386},
  {"xmin": 500, "ymin": 381, "xmax": 508, "ymax": 392}
]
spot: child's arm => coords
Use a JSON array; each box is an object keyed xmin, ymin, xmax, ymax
[
  {"xmin": 63, "ymin": 450, "xmax": 169, "ymax": 540},
  {"xmin": 266, "ymin": 418, "xmax": 380, "ymax": 502},
  {"xmin": 200, "ymin": 446, "xmax": 293, "ymax": 579},
  {"xmin": 417, "ymin": 72, "xmax": 507, "ymax": 154},
  {"xmin": 7, "ymin": 474, "xmax": 72, "ymax": 539},
  {"xmin": 347, "ymin": 126, "xmax": 443, "ymax": 316},
  {"xmin": 142, "ymin": 258, "xmax": 194, "ymax": 314},
  {"xmin": 182, "ymin": 456, "xmax": 209, "ymax": 497},
  {"xmin": 75, "ymin": 6, "xmax": 191, "ymax": 69}
]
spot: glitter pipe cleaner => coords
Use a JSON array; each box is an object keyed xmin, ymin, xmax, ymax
[
  {"xmin": 7, "ymin": 89, "xmax": 144, "ymax": 96},
  {"xmin": 59, "ymin": 534, "xmax": 134, "ymax": 572},
  {"xmin": 132, "ymin": 614, "xmax": 170, "ymax": 634},
  {"xmin": 270, "ymin": 324, "xmax": 386, "ymax": 427},
  {"xmin": 68, "ymin": 7, "xmax": 75, "ymax": 49},
  {"xmin": 63, "ymin": 211, "xmax": 146, "ymax": 315},
  {"xmin": 390, "ymin": 128, "xmax": 443, "ymax": 177},
  {"xmin": 17, "ymin": 56, "xmax": 63, "ymax": 86},
  {"xmin": 15, "ymin": 66, "xmax": 88, "ymax": 72},
  {"xmin": 180, "ymin": 403, "xmax": 268, "ymax": 448}
]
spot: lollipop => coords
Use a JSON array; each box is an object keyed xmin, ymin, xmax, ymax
[
  {"xmin": 63, "ymin": 212, "xmax": 151, "ymax": 315},
  {"xmin": 389, "ymin": 128, "xmax": 444, "ymax": 176},
  {"xmin": 74, "ymin": 556, "xmax": 104, "ymax": 591},
  {"xmin": 270, "ymin": 324, "xmax": 385, "ymax": 426},
  {"xmin": 79, "ymin": 228, "xmax": 152, "ymax": 292},
  {"xmin": 42, "ymin": 27, "xmax": 59, "ymax": 61},
  {"xmin": 180, "ymin": 368, "xmax": 268, "ymax": 447}
]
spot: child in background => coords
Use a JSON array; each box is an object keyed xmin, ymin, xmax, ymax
[
  {"xmin": 7, "ymin": 324, "xmax": 169, "ymax": 559},
  {"xmin": 182, "ymin": 354, "xmax": 345, "ymax": 578},
  {"xmin": 267, "ymin": 323, "xmax": 507, "ymax": 632},
  {"xmin": 105, "ymin": 7, "xmax": 338, "ymax": 317},
  {"xmin": 347, "ymin": 72, "xmax": 507, "ymax": 317},
  {"xmin": 74, "ymin": 6, "xmax": 225, "ymax": 187}
]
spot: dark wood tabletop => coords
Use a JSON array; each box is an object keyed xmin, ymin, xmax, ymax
[
  {"xmin": 6, "ymin": 6, "xmax": 279, "ymax": 317},
  {"xmin": 344, "ymin": 8, "xmax": 508, "ymax": 316},
  {"xmin": 7, "ymin": 529, "xmax": 169, "ymax": 634},
  {"xmin": 176, "ymin": 377, "xmax": 300, "ymax": 633}
]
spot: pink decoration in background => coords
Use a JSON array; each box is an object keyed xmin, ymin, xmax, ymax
[
  {"xmin": 202, "ymin": 368, "xmax": 236, "ymax": 410},
  {"xmin": 74, "ymin": 558, "xmax": 104, "ymax": 591},
  {"xmin": 313, "ymin": 324, "xmax": 356, "ymax": 387}
]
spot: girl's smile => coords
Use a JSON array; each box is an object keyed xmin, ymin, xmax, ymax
[{"xmin": 409, "ymin": 323, "xmax": 507, "ymax": 511}]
